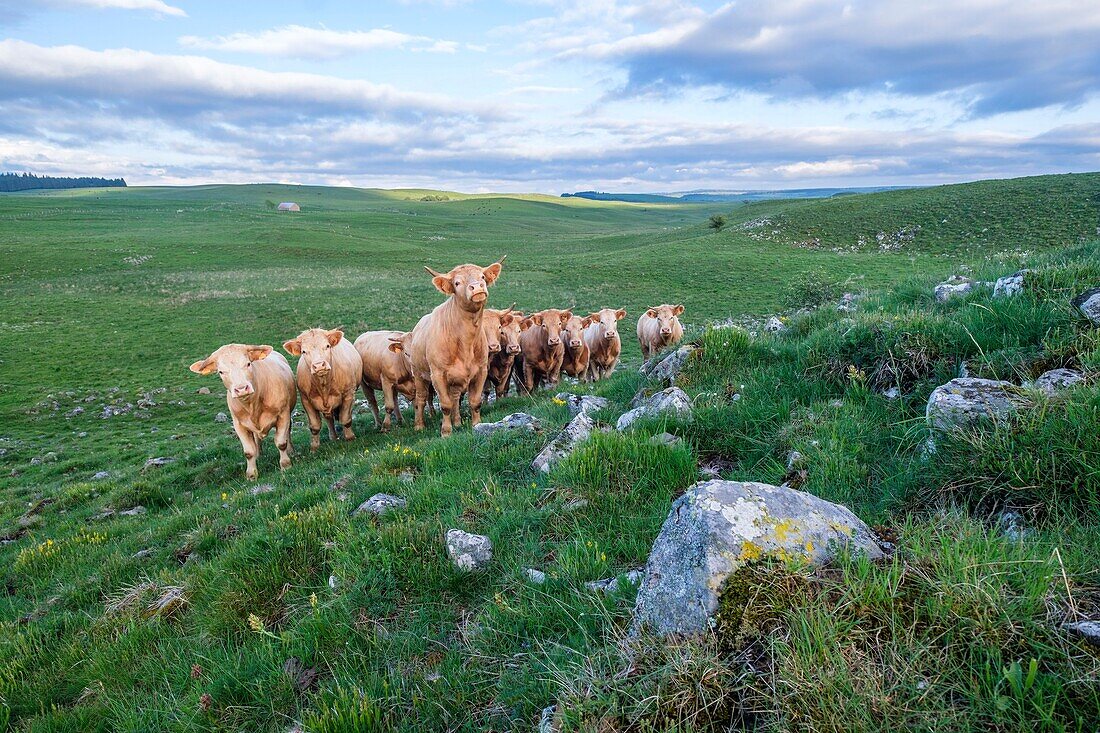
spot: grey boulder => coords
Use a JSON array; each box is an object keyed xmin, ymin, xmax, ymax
[
  {"xmin": 1072, "ymin": 288, "xmax": 1100, "ymax": 324},
  {"xmin": 993, "ymin": 270, "xmax": 1029, "ymax": 298},
  {"xmin": 934, "ymin": 275, "xmax": 975, "ymax": 302},
  {"xmin": 555, "ymin": 392, "xmax": 609, "ymax": 416},
  {"xmin": 445, "ymin": 529, "xmax": 493, "ymax": 571},
  {"xmin": 1033, "ymin": 368, "xmax": 1084, "ymax": 395},
  {"xmin": 532, "ymin": 412, "xmax": 594, "ymax": 473},
  {"xmin": 631, "ymin": 480, "xmax": 883, "ymax": 636},
  {"xmin": 926, "ymin": 378, "xmax": 1022, "ymax": 431},
  {"xmin": 646, "ymin": 345, "xmax": 696, "ymax": 381},
  {"xmin": 763, "ymin": 316, "xmax": 787, "ymax": 333},
  {"xmin": 473, "ymin": 412, "xmax": 541, "ymax": 435},
  {"xmin": 617, "ymin": 387, "xmax": 693, "ymax": 431}
]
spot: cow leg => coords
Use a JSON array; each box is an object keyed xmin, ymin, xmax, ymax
[
  {"xmin": 275, "ymin": 410, "xmax": 292, "ymax": 470},
  {"xmin": 449, "ymin": 386, "xmax": 464, "ymax": 429},
  {"xmin": 413, "ymin": 376, "xmax": 430, "ymax": 431},
  {"xmin": 379, "ymin": 378, "xmax": 395, "ymax": 431},
  {"xmin": 362, "ymin": 383, "xmax": 382, "ymax": 429},
  {"xmin": 325, "ymin": 413, "xmax": 337, "ymax": 441},
  {"xmin": 431, "ymin": 373, "xmax": 456, "ymax": 437},
  {"xmin": 392, "ymin": 386, "xmax": 406, "ymax": 426},
  {"xmin": 339, "ymin": 393, "xmax": 357, "ymax": 441},
  {"xmin": 302, "ymin": 399, "xmax": 323, "ymax": 451},
  {"xmin": 524, "ymin": 362, "xmax": 537, "ymax": 394},
  {"xmin": 469, "ymin": 368, "xmax": 488, "ymax": 427},
  {"xmin": 234, "ymin": 423, "xmax": 260, "ymax": 480}
]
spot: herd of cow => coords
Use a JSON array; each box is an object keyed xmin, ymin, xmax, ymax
[{"xmin": 188, "ymin": 258, "xmax": 685, "ymax": 479}]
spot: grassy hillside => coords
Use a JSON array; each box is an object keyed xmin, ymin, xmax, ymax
[{"xmin": 1, "ymin": 175, "xmax": 1099, "ymax": 731}]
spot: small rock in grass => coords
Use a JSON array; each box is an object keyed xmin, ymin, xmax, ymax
[
  {"xmin": 586, "ymin": 569, "xmax": 643, "ymax": 594},
  {"xmin": 646, "ymin": 345, "xmax": 696, "ymax": 381},
  {"xmin": 926, "ymin": 377, "xmax": 1023, "ymax": 431},
  {"xmin": 445, "ymin": 529, "xmax": 493, "ymax": 571},
  {"xmin": 650, "ymin": 432, "xmax": 682, "ymax": 447},
  {"xmin": 524, "ymin": 568, "xmax": 547, "ymax": 584},
  {"xmin": 1063, "ymin": 620, "xmax": 1100, "ymax": 646},
  {"xmin": 353, "ymin": 493, "xmax": 407, "ymax": 516},
  {"xmin": 132, "ymin": 549, "xmax": 155, "ymax": 559},
  {"xmin": 249, "ymin": 483, "xmax": 274, "ymax": 496},
  {"xmin": 473, "ymin": 412, "xmax": 541, "ymax": 435},
  {"xmin": 763, "ymin": 316, "xmax": 787, "ymax": 334},
  {"xmin": 934, "ymin": 275, "xmax": 974, "ymax": 302},
  {"xmin": 1033, "ymin": 368, "xmax": 1084, "ymax": 395},
  {"xmin": 119, "ymin": 506, "xmax": 146, "ymax": 517},
  {"xmin": 197, "ymin": 387, "xmax": 211, "ymax": 395},
  {"xmin": 92, "ymin": 471, "xmax": 110, "ymax": 481},
  {"xmin": 144, "ymin": 456, "xmax": 176, "ymax": 469},
  {"xmin": 214, "ymin": 412, "xmax": 228, "ymax": 423},
  {"xmin": 328, "ymin": 575, "xmax": 339, "ymax": 590},
  {"xmin": 539, "ymin": 704, "xmax": 558, "ymax": 733},
  {"xmin": 397, "ymin": 470, "xmax": 416, "ymax": 484},
  {"xmin": 993, "ymin": 270, "xmax": 1029, "ymax": 298},
  {"xmin": 563, "ymin": 497, "xmax": 589, "ymax": 511},
  {"xmin": 617, "ymin": 387, "xmax": 693, "ymax": 431},
  {"xmin": 555, "ymin": 393, "xmax": 610, "ymax": 415},
  {"xmin": 882, "ymin": 386, "xmax": 901, "ymax": 400}
]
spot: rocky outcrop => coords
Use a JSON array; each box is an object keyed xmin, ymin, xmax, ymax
[
  {"xmin": 445, "ymin": 529, "xmax": 493, "ymax": 571},
  {"xmin": 1033, "ymin": 368, "xmax": 1085, "ymax": 395},
  {"xmin": 353, "ymin": 493, "xmax": 407, "ymax": 516},
  {"xmin": 473, "ymin": 412, "xmax": 541, "ymax": 435},
  {"xmin": 555, "ymin": 393, "xmax": 609, "ymax": 416},
  {"xmin": 532, "ymin": 412, "xmax": 595, "ymax": 473},
  {"xmin": 631, "ymin": 480, "xmax": 883, "ymax": 636},
  {"xmin": 616, "ymin": 387, "xmax": 693, "ymax": 431},
  {"xmin": 645, "ymin": 345, "xmax": 696, "ymax": 382},
  {"xmin": 763, "ymin": 316, "xmax": 787, "ymax": 334},
  {"xmin": 926, "ymin": 378, "xmax": 1022, "ymax": 431}
]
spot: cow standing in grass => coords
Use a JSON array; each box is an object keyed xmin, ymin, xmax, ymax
[
  {"xmin": 516, "ymin": 308, "xmax": 571, "ymax": 393},
  {"xmin": 283, "ymin": 328, "xmax": 362, "ymax": 451},
  {"xmin": 561, "ymin": 313, "xmax": 592, "ymax": 380},
  {"xmin": 584, "ymin": 308, "xmax": 626, "ymax": 381},
  {"xmin": 483, "ymin": 306, "xmax": 526, "ymax": 399},
  {"xmin": 355, "ymin": 330, "xmax": 418, "ymax": 431},
  {"xmin": 405, "ymin": 258, "xmax": 505, "ymax": 436},
  {"xmin": 637, "ymin": 304, "xmax": 684, "ymax": 362},
  {"xmin": 188, "ymin": 344, "xmax": 295, "ymax": 480}
]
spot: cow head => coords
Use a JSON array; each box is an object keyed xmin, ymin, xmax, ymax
[
  {"xmin": 283, "ymin": 328, "xmax": 344, "ymax": 377},
  {"xmin": 502, "ymin": 309, "xmax": 526, "ymax": 355},
  {"xmin": 425, "ymin": 256, "xmax": 505, "ymax": 311},
  {"xmin": 483, "ymin": 305, "xmax": 520, "ymax": 355},
  {"xmin": 533, "ymin": 308, "xmax": 571, "ymax": 347},
  {"xmin": 646, "ymin": 304, "xmax": 684, "ymax": 336},
  {"xmin": 189, "ymin": 343, "xmax": 273, "ymax": 400},
  {"xmin": 562, "ymin": 313, "xmax": 592, "ymax": 350},
  {"xmin": 589, "ymin": 307, "xmax": 626, "ymax": 341}
]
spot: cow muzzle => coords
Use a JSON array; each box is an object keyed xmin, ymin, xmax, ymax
[
  {"xmin": 660, "ymin": 328, "xmax": 673, "ymax": 335},
  {"xmin": 488, "ymin": 343, "xmax": 501, "ymax": 353},
  {"xmin": 233, "ymin": 383, "xmax": 254, "ymax": 398},
  {"xmin": 605, "ymin": 331, "xmax": 616, "ymax": 340},
  {"xmin": 507, "ymin": 345, "xmax": 521, "ymax": 354},
  {"xmin": 570, "ymin": 339, "xmax": 582, "ymax": 348},
  {"xmin": 470, "ymin": 290, "xmax": 488, "ymax": 303},
  {"xmin": 311, "ymin": 362, "xmax": 331, "ymax": 376},
  {"xmin": 547, "ymin": 337, "xmax": 560, "ymax": 346}
]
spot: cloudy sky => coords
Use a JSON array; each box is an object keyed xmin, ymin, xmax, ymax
[{"xmin": 1, "ymin": 0, "xmax": 1098, "ymax": 192}]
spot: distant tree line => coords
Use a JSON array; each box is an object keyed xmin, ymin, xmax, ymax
[{"xmin": 0, "ymin": 172, "xmax": 127, "ymax": 192}]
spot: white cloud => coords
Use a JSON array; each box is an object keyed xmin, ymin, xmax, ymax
[
  {"xmin": 44, "ymin": 0, "xmax": 185, "ymax": 16},
  {"xmin": 179, "ymin": 25, "xmax": 460, "ymax": 59}
]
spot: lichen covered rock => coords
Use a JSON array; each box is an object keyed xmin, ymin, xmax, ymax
[
  {"xmin": 926, "ymin": 377, "xmax": 1023, "ymax": 431},
  {"xmin": 445, "ymin": 529, "xmax": 493, "ymax": 571},
  {"xmin": 532, "ymin": 412, "xmax": 595, "ymax": 473},
  {"xmin": 617, "ymin": 387, "xmax": 693, "ymax": 431},
  {"xmin": 631, "ymin": 480, "xmax": 883, "ymax": 636}
]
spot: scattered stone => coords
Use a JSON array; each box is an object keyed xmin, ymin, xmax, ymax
[
  {"xmin": 445, "ymin": 529, "xmax": 493, "ymax": 571},
  {"xmin": 586, "ymin": 569, "xmax": 643, "ymax": 594},
  {"xmin": 532, "ymin": 412, "xmax": 594, "ymax": 473},
  {"xmin": 328, "ymin": 575, "xmax": 339, "ymax": 590},
  {"xmin": 354, "ymin": 493, "xmax": 407, "ymax": 516},
  {"xmin": 249, "ymin": 483, "xmax": 274, "ymax": 496},
  {"xmin": 77, "ymin": 432, "xmax": 88, "ymax": 438},
  {"xmin": 617, "ymin": 387, "xmax": 693, "ymax": 431},
  {"xmin": 197, "ymin": 387, "xmax": 211, "ymax": 395},
  {"xmin": 524, "ymin": 568, "xmax": 547, "ymax": 584},
  {"xmin": 132, "ymin": 549, "xmax": 154, "ymax": 559},
  {"xmin": 473, "ymin": 412, "xmax": 541, "ymax": 435},
  {"xmin": 563, "ymin": 497, "xmax": 589, "ymax": 511},
  {"xmin": 119, "ymin": 506, "xmax": 146, "ymax": 517},
  {"xmin": 214, "ymin": 412, "xmax": 228, "ymax": 423},
  {"xmin": 65, "ymin": 407, "xmax": 84, "ymax": 418},
  {"xmin": 397, "ymin": 470, "xmax": 416, "ymax": 485},
  {"xmin": 92, "ymin": 471, "xmax": 110, "ymax": 481},
  {"xmin": 882, "ymin": 386, "xmax": 902, "ymax": 400},
  {"xmin": 539, "ymin": 705, "xmax": 558, "ymax": 733},
  {"xmin": 934, "ymin": 275, "xmax": 975, "ymax": 302},
  {"xmin": 996, "ymin": 511, "xmax": 1030, "ymax": 541},
  {"xmin": 926, "ymin": 378, "xmax": 1023, "ymax": 431},
  {"xmin": 1033, "ymin": 368, "xmax": 1085, "ymax": 395},
  {"xmin": 763, "ymin": 316, "xmax": 787, "ymax": 334},
  {"xmin": 555, "ymin": 392, "xmax": 610, "ymax": 415},
  {"xmin": 786, "ymin": 450, "xmax": 806, "ymax": 472},
  {"xmin": 1072, "ymin": 288, "xmax": 1100, "ymax": 324},
  {"xmin": 649, "ymin": 432, "xmax": 682, "ymax": 447},
  {"xmin": 631, "ymin": 480, "xmax": 884, "ymax": 636},
  {"xmin": 993, "ymin": 270, "xmax": 1029, "ymax": 298},
  {"xmin": 645, "ymin": 344, "xmax": 697, "ymax": 381},
  {"xmin": 1063, "ymin": 620, "xmax": 1100, "ymax": 646},
  {"xmin": 836, "ymin": 292, "xmax": 860, "ymax": 313},
  {"xmin": 143, "ymin": 456, "xmax": 176, "ymax": 469}
]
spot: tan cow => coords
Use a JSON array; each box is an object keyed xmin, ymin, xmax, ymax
[
  {"xmin": 637, "ymin": 304, "xmax": 684, "ymax": 361},
  {"xmin": 189, "ymin": 344, "xmax": 295, "ymax": 480},
  {"xmin": 561, "ymin": 313, "xmax": 593, "ymax": 380},
  {"xmin": 483, "ymin": 306, "xmax": 526, "ymax": 399},
  {"xmin": 583, "ymin": 308, "xmax": 626, "ymax": 381},
  {"xmin": 354, "ymin": 330, "xmax": 418, "ymax": 431},
  {"xmin": 404, "ymin": 258, "xmax": 505, "ymax": 436},
  {"xmin": 516, "ymin": 308, "xmax": 571, "ymax": 394},
  {"xmin": 283, "ymin": 328, "xmax": 363, "ymax": 451}
]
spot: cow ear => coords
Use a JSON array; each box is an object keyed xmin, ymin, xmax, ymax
[
  {"xmin": 646, "ymin": 308, "xmax": 657, "ymax": 318},
  {"xmin": 520, "ymin": 317, "xmax": 533, "ymax": 331},
  {"xmin": 581, "ymin": 316, "xmax": 593, "ymax": 327},
  {"xmin": 326, "ymin": 330, "xmax": 344, "ymax": 347},
  {"xmin": 388, "ymin": 341, "xmax": 404, "ymax": 353},
  {"xmin": 500, "ymin": 313, "xmax": 514, "ymax": 326},
  {"xmin": 189, "ymin": 356, "xmax": 217, "ymax": 375},
  {"xmin": 673, "ymin": 304, "xmax": 685, "ymax": 316},
  {"xmin": 282, "ymin": 339, "xmax": 302, "ymax": 356},
  {"xmin": 247, "ymin": 345, "xmax": 273, "ymax": 361},
  {"xmin": 426, "ymin": 266, "xmax": 454, "ymax": 294},
  {"xmin": 615, "ymin": 308, "xmax": 626, "ymax": 320},
  {"xmin": 560, "ymin": 310, "xmax": 572, "ymax": 323},
  {"xmin": 482, "ymin": 260, "xmax": 503, "ymax": 285},
  {"xmin": 532, "ymin": 313, "xmax": 544, "ymax": 326},
  {"xmin": 588, "ymin": 312, "xmax": 601, "ymax": 322}
]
